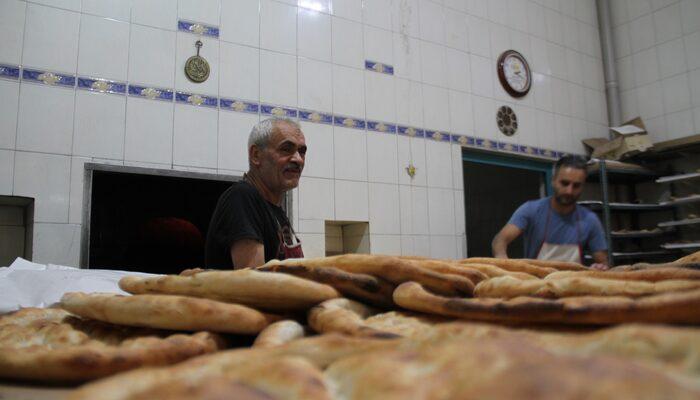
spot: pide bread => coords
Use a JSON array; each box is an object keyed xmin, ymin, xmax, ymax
[
  {"xmin": 0, "ymin": 308, "xmax": 224, "ymax": 383},
  {"xmin": 474, "ymin": 275, "xmax": 700, "ymax": 299},
  {"xmin": 253, "ymin": 320, "xmax": 307, "ymax": 348},
  {"xmin": 119, "ymin": 269, "xmax": 340, "ymax": 312},
  {"xmin": 264, "ymin": 254, "xmax": 475, "ymax": 297},
  {"xmin": 394, "ymin": 281, "xmax": 700, "ymax": 325},
  {"xmin": 60, "ymin": 292, "xmax": 278, "ymax": 334}
]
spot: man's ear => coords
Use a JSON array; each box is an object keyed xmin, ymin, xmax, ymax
[{"xmin": 249, "ymin": 145, "xmax": 261, "ymax": 167}]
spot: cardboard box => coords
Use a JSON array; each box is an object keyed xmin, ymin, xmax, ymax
[{"xmin": 581, "ymin": 117, "xmax": 653, "ymax": 160}]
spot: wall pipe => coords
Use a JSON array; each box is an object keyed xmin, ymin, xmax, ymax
[{"xmin": 596, "ymin": 0, "xmax": 622, "ymax": 134}]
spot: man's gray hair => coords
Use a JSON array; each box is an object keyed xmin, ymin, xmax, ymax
[{"xmin": 248, "ymin": 117, "xmax": 300, "ymax": 150}]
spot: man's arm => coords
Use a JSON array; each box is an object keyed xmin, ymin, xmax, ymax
[
  {"xmin": 491, "ymin": 223, "xmax": 523, "ymax": 259},
  {"xmin": 590, "ymin": 250, "xmax": 609, "ymax": 270},
  {"xmin": 230, "ymin": 239, "xmax": 265, "ymax": 269}
]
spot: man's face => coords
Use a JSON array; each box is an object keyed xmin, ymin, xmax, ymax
[
  {"xmin": 552, "ymin": 167, "xmax": 586, "ymax": 206},
  {"xmin": 254, "ymin": 122, "xmax": 306, "ymax": 192}
]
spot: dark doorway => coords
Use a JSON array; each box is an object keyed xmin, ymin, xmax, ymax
[
  {"xmin": 463, "ymin": 151, "xmax": 550, "ymax": 258},
  {"xmin": 88, "ymin": 168, "xmax": 235, "ymax": 274}
]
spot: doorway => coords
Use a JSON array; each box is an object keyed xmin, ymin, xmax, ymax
[{"xmin": 462, "ymin": 151, "xmax": 552, "ymax": 258}]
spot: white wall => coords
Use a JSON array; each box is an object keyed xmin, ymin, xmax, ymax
[
  {"xmin": 611, "ymin": 0, "xmax": 700, "ymax": 142},
  {"xmin": 0, "ymin": 0, "xmax": 607, "ymax": 265}
]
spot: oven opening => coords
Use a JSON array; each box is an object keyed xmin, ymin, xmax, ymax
[{"xmin": 86, "ymin": 166, "xmax": 236, "ymax": 274}]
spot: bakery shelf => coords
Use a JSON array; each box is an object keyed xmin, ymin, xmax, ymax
[
  {"xmin": 610, "ymin": 228, "xmax": 674, "ymax": 239},
  {"xmin": 587, "ymin": 160, "xmax": 657, "ymax": 183},
  {"xmin": 661, "ymin": 242, "xmax": 700, "ymax": 250},
  {"xmin": 656, "ymin": 172, "xmax": 700, "ymax": 184},
  {"xmin": 578, "ymin": 200, "xmax": 672, "ymax": 212},
  {"xmin": 658, "ymin": 194, "xmax": 700, "ymax": 207},
  {"xmin": 583, "ymin": 250, "xmax": 678, "ymax": 261},
  {"xmin": 659, "ymin": 218, "xmax": 700, "ymax": 228}
]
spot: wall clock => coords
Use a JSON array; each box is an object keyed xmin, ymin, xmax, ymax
[{"xmin": 497, "ymin": 50, "xmax": 531, "ymax": 98}]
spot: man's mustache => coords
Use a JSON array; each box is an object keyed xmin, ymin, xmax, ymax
[{"xmin": 284, "ymin": 163, "xmax": 302, "ymax": 172}]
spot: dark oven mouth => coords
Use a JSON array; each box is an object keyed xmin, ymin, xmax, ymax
[{"xmin": 83, "ymin": 164, "xmax": 238, "ymax": 274}]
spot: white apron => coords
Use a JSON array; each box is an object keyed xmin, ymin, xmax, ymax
[{"xmin": 536, "ymin": 205, "xmax": 583, "ymax": 264}]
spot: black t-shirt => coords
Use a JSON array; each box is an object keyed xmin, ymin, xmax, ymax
[{"xmin": 204, "ymin": 181, "xmax": 291, "ymax": 269}]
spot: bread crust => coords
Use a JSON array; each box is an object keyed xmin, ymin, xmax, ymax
[
  {"xmin": 60, "ymin": 292, "xmax": 277, "ymax": 334},
  {"xmin": 119, "ymin": 269, "xmax": 340, "ymax": 312},
  {"xmin": 394, "ymin": 281, "xmax": 700, "ymax": 325},
  {"xmin": 307, "ymin": 298, "xmax": 400, "ymax": 339},
  {"xmin": 459, "ymin": 258, "xmax": 556, "ymax": 278},
  {"xmin": 474, "ymin": 276, "xmax": 700, "ymax": 299},
  {"xmin": 265, "ymin": 254, "xmax": 475, "ymax": 297},
  {"xmin": 0, "ymin": 308, "xmax": 224, "ymax": 383},
  {"xmin": 253, "ymin": 320, "xmax": 306, "ymax": 348},
  {"xmin": 546, "ymin": 268, "xmax": 700, "ymax": 282},
  {"xmin": 256, "ymin": 263, "xmax": 395, "ymax": 308}
]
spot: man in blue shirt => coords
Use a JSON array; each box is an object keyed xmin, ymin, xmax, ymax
[{"xmin": 491, "ymin": 155, "xmax": 609, "ymax": 269}]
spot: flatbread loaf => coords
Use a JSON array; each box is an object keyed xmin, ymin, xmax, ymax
[
  {"xmin": 308, "ymin": 298, "xmax": 444, "ymax": 339},
  {"xmin": 677, "ymin": 250, "xmax": 700, "ymax": 264},
  {"xmin": 405, "ymin": 259, "xmax": 488, "ymax": 284},
  {"xmin": 307, "ymin": 298, "xmax": 400, "ymax": 339},
  {"xmin": 474, "ymin": 275, "xmax": 700, "ymax": 299},
  {"xmin": 0, "ymin": 308, "xmax": 224, "ymax": 383},
  {"xmin": 521, "ymin": 258, "xmax": 588, "ymax": 271},
  {"xmin": 119, "ymin": 269, "xmax": 340, "ymax": 312},
  {"xmin": 253, "ymin": 320, "xmax": 306, "ymax": 348},
  {"xmin": 546, "ymin": 268, "xmax": 700, "ymax": 282},
  {"xmin": 394, "ymin": 281, "xmax": 700, "ymax": 325},
  {"xmin": 60, "ymin": 292, "xmax": 277, "ymax": 334},
  {"xmin": 128, "ymin": 356, "xmax": 332, "ymax": 400},
  {"xmin": 257, "ymin": 263, "xmax": 395, "ymax": 308},
  {"xmin": 325, "ymin": 333, "xmax": 700, "ymax": 399},
  {"xmin": 450, "ymin": 262, "xmax": 538, "ymax": 280},
  {"xmin": 264, "ymin": 254, "xmax": 475, "ymax": 297},
  {"xmin": 417, "ymin": 322, "xmax": 700, "ymax": 378},
  {"xmin": 69, "ymin": 334, "xmax": 395, "ymax": 400},
  {"xmin": 459, "ymin": 258, "xmax": 556, "ymax": 278}
]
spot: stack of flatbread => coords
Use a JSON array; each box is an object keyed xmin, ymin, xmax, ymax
[
  {"xmin": 0, "ymin": 268, "xmax": 341, "ymax": 383},
  {"xmin": 4, "ymin": 251, "xmax": 700, "ymax": 397}
]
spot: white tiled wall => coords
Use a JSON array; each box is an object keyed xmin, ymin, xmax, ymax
[
  {"xmin": 0, "ymin": 0, "xmax": 607, "ymax": 264},
  {"xmin": 611, "ymin": 0, "xmax": 700, "ymax": 141}
]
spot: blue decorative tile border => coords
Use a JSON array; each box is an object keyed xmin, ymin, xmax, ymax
[
  {"xmin": 398, "ymin": 126, "xmax": 425, "ymax": 138},
  {"xmin": 220, "ymin": 98, "xmax": 259, "ymax": 113},
  {"xmin": 426, "ymin": 130, "xmax": 451, "ymax": 142},
  {"xmin": 365, "ymin": 60, "xmax": 394, "ymax": 75},
  {"xmin": 261, "ymin": 104, "xmax": 297, "ymax": 118},
  {"xmin": 78, "ymin": 77, "xmax": 126, "ymax": 95},
  {"xmin": 299, "ymin": 109, "xmax": 333, "ymax": 124},
  {"xmin": 367, "ymin": 120, "xmax": 396, "ymax": 134},
  {"xmin": 176, "ymin": 91, "xmax": 218, "ymax": 107},
  {"xmin": 128, "ymin": 84, "xmax": 174, "ymax": 101},
  {"xmin": 23, "ymin": 68, "xmax": 75, "ymax": 87},
  {"xmin": 178, "ymin": 20, "xmax": 219, "ymax": 38},
  {"xmin": 0, "ymin": 64, "xmax": 20, "ymax": 80},
  {"xmin": 1, "ymin": 62, "xmax": 578, "ymax": 161},
  {"xmin": 334, "ymin": 115, "xmax": 366, "ymax": 129}
]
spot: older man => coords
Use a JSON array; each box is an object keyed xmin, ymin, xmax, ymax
[
  {"xmin": 491, "ymin": 155, "xmax": 609, "ymax": 269},
  {"xmin": 205, "ymin": 118, "xmax": 306, "ymax": 269}
]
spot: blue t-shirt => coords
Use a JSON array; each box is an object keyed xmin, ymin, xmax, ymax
[{"xmin": 508, "ymin": 197, "xmax": 607, "ymax": 259}]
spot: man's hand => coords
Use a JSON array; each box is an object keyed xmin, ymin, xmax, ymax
[
  {"xmin": 589, "ymin": 263, "xmax": 609, "ymax": 271},
  {"xmin": 590, "ymin": 251, "xmax": 609, "ymax": 270},
  {"xmin": 492, "ymin": 224, "xmax": 523, "ymax": 258}
]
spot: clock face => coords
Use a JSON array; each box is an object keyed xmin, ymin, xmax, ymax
[{"xmin": 497, "ymin": 50, "xmax": 531, "ymax": 98}]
